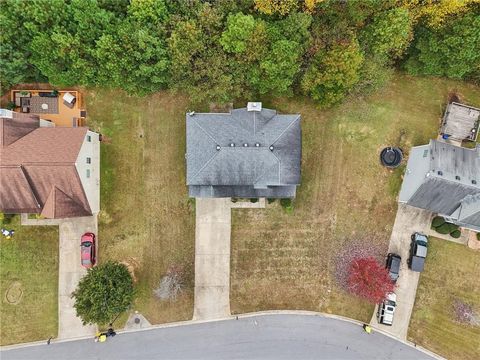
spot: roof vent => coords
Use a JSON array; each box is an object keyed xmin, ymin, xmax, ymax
[
  {"xmin": 269, "ymin": 145, "xmax": 274, "ymax": 151},
  {"xmin": 243, "ymin": 143, "xmax": 248, "ymax": 147},
  {"xmin": 216, "ymin": 145, "xmax": 220, "ymax": 151},
  {"xmin": 255, "ymin": 143, "xmax": 260, "ymax": 147},
  {"xmin": 230, "ymin": 143, "xmax": 235, "ymax": 147},
  {"xmin": 247, "ymin": 102, "xmax": 262, "ymax": 112}
]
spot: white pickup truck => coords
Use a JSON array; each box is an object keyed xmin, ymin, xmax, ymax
[{"xmin": 377, "ymin": 293, "xmax": 397, "ymax": 326}]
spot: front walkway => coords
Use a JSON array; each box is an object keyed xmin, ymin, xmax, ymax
[{"xmin": 370, "ymin": 204, "xmax": 433, "ymax": 340}]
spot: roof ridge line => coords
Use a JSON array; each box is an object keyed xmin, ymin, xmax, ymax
[
  {"xmin": 271, "ymin": 114, "xmax": 301, "ymax": 145},
  {"xmin": 191, "ymin": 117, "xmax": 218, "ymax": 144},
  {"xmin": 269, "ymin": 150, "xmax": 282, "ymax": 184},
  {"xmin": 19, "ymin": 165, "xmax": 42, "ymax": 209},
  {"xmin": 189, "ymin": 151, "xmax": 220, "ymax": 183}
]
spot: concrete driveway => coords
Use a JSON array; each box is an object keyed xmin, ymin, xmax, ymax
[
  {"xmin": 193, "ymin": 198, "xmax": 232, "ymax": 320},
  {"xmin": 57, "ymin": 216, "xmax": 97, "ymax": 339},
  {"xmin": 370, "ymin": 204, "xmax": 432, "ymax": 340}
]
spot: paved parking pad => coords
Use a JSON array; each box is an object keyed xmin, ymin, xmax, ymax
[
  {"xmin": 193, "ymin": 198, "xmax": 232, "ymax": 320},
  {"xmin": 371, "ymin": 204, "xmax": 432, "ymax": 340},
  {"xmin": 57, "ymin": 216, "xmax": 97, "ymax": 339}
]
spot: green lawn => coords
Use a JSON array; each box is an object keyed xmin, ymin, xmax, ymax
[
  {"xmin": 83, "ymin": 73, "xmax": 480, "ymax": 332},
  {"xmin": 0, "ymin": 215, "xmax": 58, "ymax": 345},
  {"xmin": 409, "ymin": 238, "xmax": 480, "ymax": 360},
  {"xmin": 230, "ymin": 74, "xmax": 480, "ymax": 321},
  {"xmin": 86, "ymin": 90, "xmax": 195, "ymax": 324}
]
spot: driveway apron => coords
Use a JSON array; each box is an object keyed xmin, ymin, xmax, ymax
[
  {"xmin": 370, "ymin": 204, "xmax": 432, "ymax": 340},
  {"xmin": 58, "ymin": 216, "xmax": 97, "ymax": 339}
]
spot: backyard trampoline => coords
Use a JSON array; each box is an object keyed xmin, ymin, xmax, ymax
[{"xmin": 380, "ymin": 147, "xmax": 403, "ymax": 168}]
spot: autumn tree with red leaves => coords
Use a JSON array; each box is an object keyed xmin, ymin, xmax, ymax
[{"xmin": 347, "ymin": 257, "xmax": 394, "ymax": 304}]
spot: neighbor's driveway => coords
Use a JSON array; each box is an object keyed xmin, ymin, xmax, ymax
[
  {"xmin": 193, "ymin": 198, "xmax": 232, "ymax": 320},
  {"xmin": 58, "ymin": 216, "xmax": 97, "ymax": 339},
  {"xmin": 370, "ymin": 204, "xmax": 432, "ymax": 340}
]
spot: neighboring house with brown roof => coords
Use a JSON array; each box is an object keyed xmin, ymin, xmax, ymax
[{"xmin": 0, "ymin": 109, "xmax": 100, "ymax": 219}]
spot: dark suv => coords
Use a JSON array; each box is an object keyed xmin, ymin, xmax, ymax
[{"xmin": 386, "ymin": 253, "xmax": 401, "ymax": 282}]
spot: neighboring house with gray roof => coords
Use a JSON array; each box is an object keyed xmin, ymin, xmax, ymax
[
  {"xmin": 186, "ymin": 103, "xmax": 301, "ymax": 198},
  {"xmin": 399, "ymin": 139, "xmax": 480, "ymax": 231}
]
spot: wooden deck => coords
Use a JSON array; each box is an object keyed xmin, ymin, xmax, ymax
[{"xmin": 11, "ymin": 89, "xmax": 85, "ymax": 127}]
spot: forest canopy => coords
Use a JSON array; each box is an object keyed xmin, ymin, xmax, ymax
[{"xmin": 1, "ymin": 0, "xmax": 479, "ymax": 105}]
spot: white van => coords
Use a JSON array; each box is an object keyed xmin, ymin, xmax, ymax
[{"xmin": 377, "ymin": 293, "xmax": 397, "ymax": 326}]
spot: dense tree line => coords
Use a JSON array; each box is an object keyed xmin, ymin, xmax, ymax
[{"xmin": 1, "ymin": 0, "xmax": 479, "ymax": 105}]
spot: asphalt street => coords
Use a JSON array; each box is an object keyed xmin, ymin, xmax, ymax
[{"xmin": 2, "ymin": 314, "xmax": 435, "ymax": 360}]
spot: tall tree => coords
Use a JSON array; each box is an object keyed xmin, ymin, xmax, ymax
[
  {"xmin": 360, "ymin": 8, "xmax": 413, "ymax": 61},
  {"xmin": 347, "ymin": 257, "xmax": 395, "ymax": 304},
  {"xmin": 72, "ymin": 261, "xmax": 134, "ymax": 326},
  {"xmin": 29, "ymin": 0, "xmax": 114, "ymax": 86},
  {"xmin": 168, "ymin": 4, "xmax": 237, "ymax": 103},
  {"xmin": 220, "ymin": 13, "xmax": 256, "ymax": 54},
  {"xmin": 302, "ymin": 39, "xmax": 364, "ymax": 106},
  {"xmin": 95, "ymin": 20, "xmax": 170, "ymax": 93},
  {"xmin": 249, "ymin": 39, "xmax": 301, "ymax": 95},
  {"xmin": 404, "ymin": 12, "xmax": 480, "ymax": 79}
]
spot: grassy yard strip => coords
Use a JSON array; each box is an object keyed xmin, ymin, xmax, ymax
[
  {"xmin": 230, "ymin": 74, "xmax": 480, "ymax": 322},
  {"xmin": 408, "ymin": 238, "xmax": 480, "ymax": 360},
  {"xmin": 0, "ymin": 216, "xmax": 58, "ymax": 345},
  {"xmin": 86, "ymin": 90, "xmax": 195, "ymax": 324}
]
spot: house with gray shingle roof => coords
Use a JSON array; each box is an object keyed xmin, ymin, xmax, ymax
[
  {"xmin": 186, "ymin": 103, "xmax": 301, "ymax": 198},
  {"xmin": 399, "ymin": 139, "xmax": 480, "ymax": 231}
]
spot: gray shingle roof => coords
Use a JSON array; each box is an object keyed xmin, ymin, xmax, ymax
[
  {"xmin": 399, "ymin": 139, "xmax": 480, "ymax": 230},
  {"xmin": 186, "ymin": 107, "xmax": 301, "ymax": 198}
]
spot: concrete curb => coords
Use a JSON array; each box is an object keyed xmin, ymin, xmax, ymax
[{"xmin": 0, "ymin": 310, "xmax": 444, "ymax": 359}]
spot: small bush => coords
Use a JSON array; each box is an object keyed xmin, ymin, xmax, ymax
[
  {"xmin": 231, "ymin": 197, "xmax": 238, "ymax": 203},
  {"xmin": 477, "ymin": 233, "xmax": 480, "ymax": 241},
  {"xmin": 280, "ymin": 198, "xmax": 294, "ymax": 214},
  {"xmin": 434, "ymin": 222, "xmax": 458, "ymax": 234},
  {"xmin": 431, "ymin": 216, "xmax": 446, "ymax": 228},
  {"xmin": 267, "ymin": 198, "xmax": 276, "ymax": 204},
  {"xmin": 435, "ymin": 223, "xmax": 451, "ymax": 234},
  {"xmin": 280, "ymin": 198, "xmax": 291, "ymax": 208},
  {"xmin": 250, "ymin": 198, "xmax": 258, "ymax": 203},
  {"xmin": 450, "ymin": 230, "xmax": 461, "ymax": 238}
]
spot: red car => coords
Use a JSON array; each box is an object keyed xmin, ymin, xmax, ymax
[{"xmin": 81, "ymin": 233, "xmax": 96, "ymax": 268}]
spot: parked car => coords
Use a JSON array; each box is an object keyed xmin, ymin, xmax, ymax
[
  {"xmin": 81, "ymin": 232, "xmax": 96, "ymax": 268},
  {"xmin": 377, "ymin": 293, "xmax": 397, "ymax": 326},
  {"xmin": 408, "ymin": 232, "xmax": 428, "ymax": 272},
  {"xmin": 386, "ymin": 253, "xmax": 401, "ymax": 282}
]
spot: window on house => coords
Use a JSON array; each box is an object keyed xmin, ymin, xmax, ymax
[
  {"xmin": 87, "ymin": 135, "xmax": 91, "ymax": 142},
  {"xmin": 86, "ymin": 157, "xmax": 91, "ymax": 164},
  {"xmin": 86, "ymin": 169, "xmax": 90, "ymax": 178}
]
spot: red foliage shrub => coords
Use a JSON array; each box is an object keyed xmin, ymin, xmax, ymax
[{"xmin": 347, "ymin": 257, "xmax": 394, "ymax": 304}]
